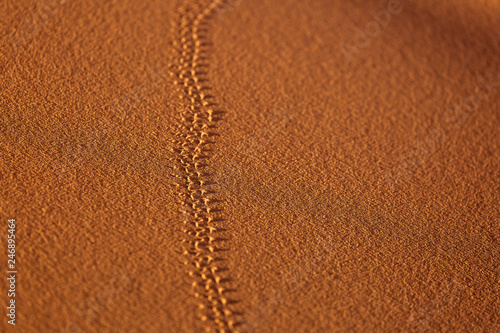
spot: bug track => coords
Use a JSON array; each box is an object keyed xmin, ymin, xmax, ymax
[{"xmin": 169, "ymin": 1, "xmax": 241, "ymax": 332}]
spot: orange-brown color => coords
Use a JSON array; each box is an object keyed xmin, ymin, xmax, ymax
[{"xmin": 1, "ymin": 0, "xmax": 499, "ymax": 332}]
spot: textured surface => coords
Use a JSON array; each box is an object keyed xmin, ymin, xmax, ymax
[{"xmin": 1, "ymin": 0, "xmax": 499, "ymax": 332}]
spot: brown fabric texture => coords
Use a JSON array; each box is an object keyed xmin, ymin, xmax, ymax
[{"xmin": 1, "ymin": 0, "xmax": 499, "ymax": 332}]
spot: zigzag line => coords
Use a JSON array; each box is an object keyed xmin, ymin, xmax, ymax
[{"xmin": 169, "ymin": 1, "xmax": 241, "ymax": 332}]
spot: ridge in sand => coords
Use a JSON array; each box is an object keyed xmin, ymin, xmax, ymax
[{"xmin": 169, "ymin": 0, "xmax": 241, "ymax": 331}]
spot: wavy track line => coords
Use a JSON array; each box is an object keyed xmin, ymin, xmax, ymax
[{"xmin": 169, "ymin": 1, "xmax": 240, "ymax": 332}]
